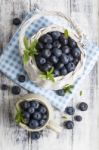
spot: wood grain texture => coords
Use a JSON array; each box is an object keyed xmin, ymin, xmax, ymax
[{"xmin": 0, "ymin": 0, "xmax": 99, "ymax": 150}]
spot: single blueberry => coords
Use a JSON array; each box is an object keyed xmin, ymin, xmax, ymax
[
  {"xmin": 42, "ymin": 49, "xmax": 51, "ymax": 58},
  {"xmin": 60, "ymin": 67, "xmax": 68, "ymax": 75},
  {"xmin": 36, "ymin": 55, "xmax": 46, "ymax": 65},
  {"xmin": 54, "ymin": 69, "xmax": 60, "ymax": 77},
  {"xmin": 33, "ymin": 112, "xmax": 42, "ymax": 120},
  {"xmin": 74, "ymin": 115, "xmax": 82, "ymax": 122},
  {"xmin": 68, "ymin": 37, "xmax": 77, "ymax": 48},
  {"xmin": 20, "ymin": 101, "xmax": 30, "ymax": 110},
  {"xmin": 30, "ymin": 101, "xmax": 40, "ymax": 109},
  {"xmin": 65, "ymin": 107, "xmax": 75, "ymax": 115},
  {"xmin": 56, "ymin": 62, "xmax": 64, "ymax": 69},
  {"xmin": 73, "ymin": 58, "xmax": 79, "ymax": 65},
  {"xmin": 31, "ymin": 132, "xmax": 41, "ymax": 140},
  {"xmin": 68, "ymin": 54, "xmax": 74, "ymax": 62},
  {"xmin": 56, "ymin": 89, "xmax": 65, "ymax": 96},
  {"xmin": 39, "ymin": 119, "xmax": 46, "ymax": 127},
  {"xmin": 17, "ymin": 74, "xmax": 25, "ymax": 82},
  {"xmin": 64, "ymin": 120, "xmax": 74, "ymax": 129},
  {"xmin": 43, "ymin": 114, "xmax": 48, "ymax": 120},
  {"xmin": 39, "ymin": 34, "xmax": 52, "ymax": 43},
  {"xmin": 78, "ymin": 102, "xmax": 88, "ymax": 111},
  {"xmin": 23, "ymin": 111, "xmax": 30, "ymax": 119},
  {"xmin": 72, "ymin": 47, "xmax": 81, "ymax": 58},
  {"xmin": 62, "ymin": 46, "xmax": 70, "ymax": 54},
  {"xmin": 66, "ymin": 62, "xmax": 76, "ymax": 72},
  {"xmin": 50, "ymin": 55, "xmax": 58, "ymax": 64},
  {"xmin": 60, "ymin": 54, "xmax": 69, "ymax": 64},
  {"xmin": 36, "ymin": 42, "xmax": 44, "ymax": 50},
  {"xmin": 28, "ymin": 120, "xmax": 39, "ymax": 129},
  {"xmin": 52, "ymin": 48, "xmax": 62, "ymax": 57},
  {"xmin": 51, "ymin": 31, "xmax": 61, "ymax": 40},
  {"xmin": 41, "ymin": 63, "xmax": 52, "ymax": 72},
  {"xmin": 39, "ymin": 106, "xmax": 47, "ymax": 114},
  {"xmin": 44, "ymin": 43, "xmax": 52, "ymax": 49},
  {"xmin": 11, "ymin": 86, "xmax": 21, "ymax": 95},
  {"xmin": 28, "ymin": 107, "xmax": 35, "ymax": 114},
  {"xmin": 1, "ymin": 84, "xmax": 8, "ymax": 90},
  {"xmin": 59, "ymin": 35, "xmax": 68, "ymax": 45},
  {"xmin": 53, "ymin": 41, "xmax": 61, "ymax": 48},
  {"xmin": 12, "ymin": 18, "xmax": 21, "ymax": 26}
]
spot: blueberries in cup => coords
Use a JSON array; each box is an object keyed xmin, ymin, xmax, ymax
[
  {"xmin": 35, "ymin": 30, "xmax": 81, "ymax": 77},
  {"xmin": 16, "ymin": 100, "xmax": 49, "ymax": 129}
]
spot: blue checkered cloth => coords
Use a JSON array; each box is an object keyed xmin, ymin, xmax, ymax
[{"xmin": 0, "ymin": 11, "xmax": 99, "ymax": 111}]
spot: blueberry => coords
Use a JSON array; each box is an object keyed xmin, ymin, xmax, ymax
[
  {"xmin": 56, "ymin": 62, "xmax": 64, "ymax": 69},
  {"xmin": 12, "ymin": 18, "xmax": 21, "ymax": 26},
  {"xmin": 53, "ymin": 41, "xmax": 61, "ymax": 48},
  {"xmin": 62, "ymin": 46, "xmax": 70, "ymax": 54},
  {"xmin": 18, "ymin": 74, "xmax": 25, "ymax": 82},
  {"xmin": 51, "ymin": 31, "xmax": 61, "ymax": 40},
  {"xmin": 39, "ymin": 119, "xmax": 46, "ymax": 126},
  {"xmin": 50, "ymin": 55, "xmax": 58, "ymax": 64},
  {"xmin": 30, "ymin": 101, "xmax": 39, "ymax": 109},
  {"xmin": 33, "ymin": 112, "xmax": 42, "ymax": 120},
  {"xmin": 39, "ymin": 34, "xmax": 52, "ymax": 43},
  {"xmin": 1, "ymin": 84, "xmax": 8, "ymax": 90},
  {"xmin": 11, "ymin": 86, "xmax": 21, "ymax": 95},
  {"xmin": 64, "ymin": 120, "xmax": 74, "ymax": 129},
  {"xmin": 39, "ymin": 106, "xmax": 47, "ymax": 114},
  {"xmin": 36, "ymin": 55, "xmax": 46, "ymax": 65},
  {"xmin": 29, "ymin": 120, "xmax": 39, "ymax": 129},
  {"xmin": 60, "ymin": 54, "xmax": 69, "ymax": 64},
  {"xmin": 52, "ymin": 48, "xmax": 62, "ymax": 57},
  {"xmin": 56, "ymin": 89, "xmax": 65, "ymax": 96},
  {"xmin": 65, "ymin": 107, "xmax": 75, "ymax": 115},
  {"xmin": 43, "ymin": 114, "xmax": 48, "ymax": 120},
  {"xmin": 72, "ymin": 48, "xmax": 81, "ymax": 58},
  {"xmin": 41, "ymin": 63, "xmax": 52, "ymax": 72},
  {"xmin": 68, "ymin": 37, "xmax": 77, "ymax": 48},
  {"xmin": 44, "ymin": 43, "xmax": 52, "ymax": 49},
  {"xmin": 59, "ymin": 35, "xmax": 68, "ymax": 45},
  {"xmin": 78, "ymin": 102, "xmax": 88, "ymax": 111},
  {"xmin": 31, "ymin": 132, "xmax": 41, "ymax": 140},
  {"xmin": 60, "ymin": 67, "xmax": 68, "ymax": 75},
  {"xmin": 42, "ymin": 49, "xmax": 51, "ymax": 58},
  {"xmin": 36, "ymin": 42, "xmax": 44, "ymax": 50},
  {"xmin": 74, "ymin": 115, "xmax": 82, "ymax": 121},
  {"xmin": 20, "ymin": 101, "xmax": 30, "ymax": 110},
  {"xmin": 23, "ymin": 111, "xmax": 30, "ymax": 119},
  {"xmin": 54, "ymin": 69, "xmax": 60, "ymax": 77},
  {"xmin": 68, "ymin": 54, "xmax": 74, "ymax": 62},
  {"xmin": 74, "ymin": 58, "xmax": 79, "ymax": 65},
  {"xmin": 66, "ymin": 62, "xmax": 76, "ymax": 72},
  {"xmin": 28, "ymin": 107, "xmax": 35, "ymax": 114}
]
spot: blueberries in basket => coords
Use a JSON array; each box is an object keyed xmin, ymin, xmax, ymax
[
  {"xmin": 64, "ymin": 120, "xmax": 74, "ymax": 129},
  {"xmin": 18, "ymin": 100, "xmax": 49, "ymax": 129},
  {"xmin": 35, "ymin": 30, "xmax": 81, "ymax": 78},
  {"xmin": 65, "ymin": 107, "xmax": 75, "ymax": 115},
  {"xmin": 11, "ymin": 86, "xmax": 21, "ymax": 95},
  {"xmin": 12, "ymin": 18, "xmax": 21, "ymax": 26},
  {"xmin": 17, "ymin": 74, "xmax": 25, "ymax": 82},
  {"xmin": 56, "ymin": 89, "xmax": 65, "ymax": 96},
  {"xmin": 78, "ymin": 102, "xmax": 88, "ymax": 111},
  {"xmin": 31, "ymin": 132, "xmax": 41, "ymax": 140}
]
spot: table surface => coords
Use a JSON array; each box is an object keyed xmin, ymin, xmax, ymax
[{"xmin": 0, "ymin": 0, "xmax": 99, "ymax": 150}]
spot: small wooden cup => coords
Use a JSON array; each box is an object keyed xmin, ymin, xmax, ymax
[{"xmin": 16, "ymin": 94, "xmax": 61, "ymax": 133}]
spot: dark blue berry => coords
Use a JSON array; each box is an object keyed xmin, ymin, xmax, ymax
[
  {"xmin": 41, "ymin": 63, "xmax": 52, "ymax": 72},
  {"xmin": 13, "ymin": 18, "xmax": 21, "ymax": 26},
  {"xmin": 43, "ymin": 114, "xmax": 48, "ymax": 120},
  {"xmin": 59, "ymin": 35, "xmax": 68, "ymax": 45},
  {"xmin": 51, "ymin": 31, "xmax": 61, "ymax": 40},
  {"xmin": 72, "ymin": 48, "xmax": 81, "ymax": 58},
  {"xmin": 20, "ymin": 101, "xmax": 30, "ymax": 110},
  {"xmin": 31, "ymin": 132, "xmax": 41, "ymax": 140},
  {"xmin": 62, "ymin": 46, "xmax": 70, "ymax": 54},
  {"xmin": 42, "ymin": 49, "xmax": 51, "ymax": 58},
  {"xmin": 74, "ymin": 58, "xmax": 79, "ymax": 65},
  {"xmin": 36, "ymin": 56, "xmax": 46, "ymax": 65},
  {"xmin": 68, "ymin": 54, "xmax": 74, "ymax": 62},
  {"xmin": 50, "ymin": 55, "xmax": 58, "ymax": 64},
  {"xmin": 23, "ymin": 111, "xmax": 30, "ymax": 119},
  {"xmin": 54, "ymin": 69, "xmax": 60, "ymax": 77},
  {"xmin": 65, "ymin": 107, "xmax": 75, "ymax": 115},
  {"xmin": 29, "ymin": 120, "xmax": 39, "ymax": 129},
  {"xmin": 11, "ymin": 86, "xmax": 21, "ymax": 95},
  {"xmin": 30, "ymin": 101, "xmax": 39, "ymax": 109},
  {"xmin": 56, "ymin": 89, "xmax": 65, "ymax": 96},
  {"xmin": 68, "ymin": 37, "xmax": 77, "ymax": 48},
  {"xmin": 78, "ymin": 102, "xmax": 88, "ymax": 111},
  {"xmin": 60, "ymin": 67, "xmax": 68, "ymax": 75},
  {"xmin": 74, "ymin": 115, "xmax": 82, "ymax": 121},
  {"xmin": 1, "ymin": 84, "xmax": 8, "ymax": 90},
  {"xmin": 36, "ymin": 42, "xmax": 44, "ymax": 50},
  {"xmin": 56, "ymin": 62, "xmax": 64, "ymax": 69},
  {"xmin": 64, "ymin": 120, "xmax": 74, "ymax": 129},
  {"xmin": 60, "ymin": 54, "xmax": 69, "ymax": 64},
  {"xmin": 33, "ymin": 112, "xmax": 42, "ymax": 120},
  {"xmin": 39, "ymin": 119, "xmax": 46, "ymax": 126},
  {"xmin": 18, "ymin": 74, "xmax": 25, "ymax": 82},
  {"xmin": 53, "ymin": 41, "xmax": 61, "ymax": 48},
  {"xmin": 39, "ymin": 34, "xmax": 52, "ymax": 43},
  {"xmin": 66, "ymin": 62, "xmax": 76, "ymax": 72},
  {"xmin": 39, "ymin": 106, "xmax": 47, "ymax": 114},
  {"xmin": 28, "ymin": 107, "xmax": 35, "ymax": 114},
  {"xmin": 44, "ymin": 43, "xmax": 52, "ymax": 49},
  {"xmin": 52, "ymin": 48, "xmax": 62, "ymax": 57}
]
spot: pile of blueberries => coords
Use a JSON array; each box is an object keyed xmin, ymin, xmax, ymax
[
  {"xmin": 64, "ymin": 102, "xmax": 88, "ymax": 129},
  {"xmin": 35, "ymin": 31, "xmax": 81, "ymax": 77}
]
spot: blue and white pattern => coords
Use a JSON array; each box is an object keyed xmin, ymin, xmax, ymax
[{"xmin": 0, "ymin": 11, "xmax": 99, "ymax": 111}]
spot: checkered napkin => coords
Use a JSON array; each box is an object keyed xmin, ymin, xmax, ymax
[{"xmin": 0, "ymin": 11, "xmax": 99, "ymax": 111}]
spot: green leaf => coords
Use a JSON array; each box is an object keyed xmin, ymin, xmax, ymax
[
  {"xmin": 23, "ymin": 50, "xmax": 30, "ymax": 64},
  {"xmin": 64, "ymin": 84, "xmax": 74, "ymax": 94},
  {"xmin": 24, "ymin": 37, "xmax": 29, "ymax": 49},
  {"xmin": 64, "ymin": 29, "xmax": 69, "ymax": 38},
  {"xmin": 80, "ymin": 90, "xmax": 83, "ymax": 96},
  {"xmin": 30, "ymin": 39, "xmax": 38, "ymax": 50},
  {"xmin": 47, "ymin": 74, "xmax": 55, "ymax": 82},
  {"xmin": 15, "ymin": 108, "xmax": 23, "ymax": 124},
  {"xmin": 49, "ymin": 67, "xmax": 54, "ymax": 74}
]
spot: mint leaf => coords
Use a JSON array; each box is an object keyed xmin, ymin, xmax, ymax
[
  {"xmin": 64, "ymin": 29, "xmax": 69, "ymax": 38},
  {"xmin": 64, "ymin": 84, "xmax": 74, "ymax": 94},
  {"xmin": 24, "ymin": 37, "xmax": 29, "ymax": 49},
  {"xmin": 23, "ymin": 50, "xmax": 29, "ymax": 64},
  {"xmin": 15, "ymin": 108, "xmax": 23, "ymax": 124},
  {"xmin": 30, "ymin": 39, "xmax": 38, "ymax": 50},
  {"xmin": 80, "ymin": 90, "xmax": 83, "ymax": 96}
]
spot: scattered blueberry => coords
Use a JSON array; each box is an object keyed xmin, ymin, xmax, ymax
[
  {"xmin": 78, "ymin": 102, "xmax": 88, "ymax": 111},
  {"xmin": 65, "ymin": 107, "xmax": 75, "ymax": 115},
  {"xmin": 64, "ymin": 120, "xmax": 74, "ymax": 129},
  {"xmin": 11, "ymin": 86, "xmax": 21, "ymax": 95},
  {"xmin": 74, "ymin": 115, "xmax": 82, "ymax": 122},
  {"xmin": 18, "ymin": 74, "xmax": 25, "ymax": 82},
  {"xmin": 12, "ymin": 18, "xmax": 21, "ymax": 26},
  {"xmin": 1, "ymin": 84, "xmax": 8, "ymax": 90},
  {"xmin": 31, "ymin": 132, "xmax": 41, "ymax": 140},
  {"xmin": 56, "ymin": 89, "xmax": 65, "ymax": 96}
]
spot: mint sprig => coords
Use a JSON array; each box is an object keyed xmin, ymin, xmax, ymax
[
  {"xmin": 64, "ymin": 29, "xmax": 69, "ymax": 38},
  {"xmin": 63, "ymin": 84, "xmax": 74, "ymax": 94},
  {"xmin": 15, "ymin": 107, "xmax": 24, "ymax": 124},
  {"xmin": 23, "ymin": 37, "xmax": 38, "ymax": 64},
  {"xmin": 40, "ymin": 67, "xmax": 55, "ymax": 82}
]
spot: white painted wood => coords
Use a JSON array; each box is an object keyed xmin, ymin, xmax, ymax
[{"xmin": 0, "ymin": 0, "xmax": 99, "ymax": 150}]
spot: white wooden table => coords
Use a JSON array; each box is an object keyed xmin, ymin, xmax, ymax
[{"xmin": 0, "ymin": 0, "xmax": 99, "ymax": 150}]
